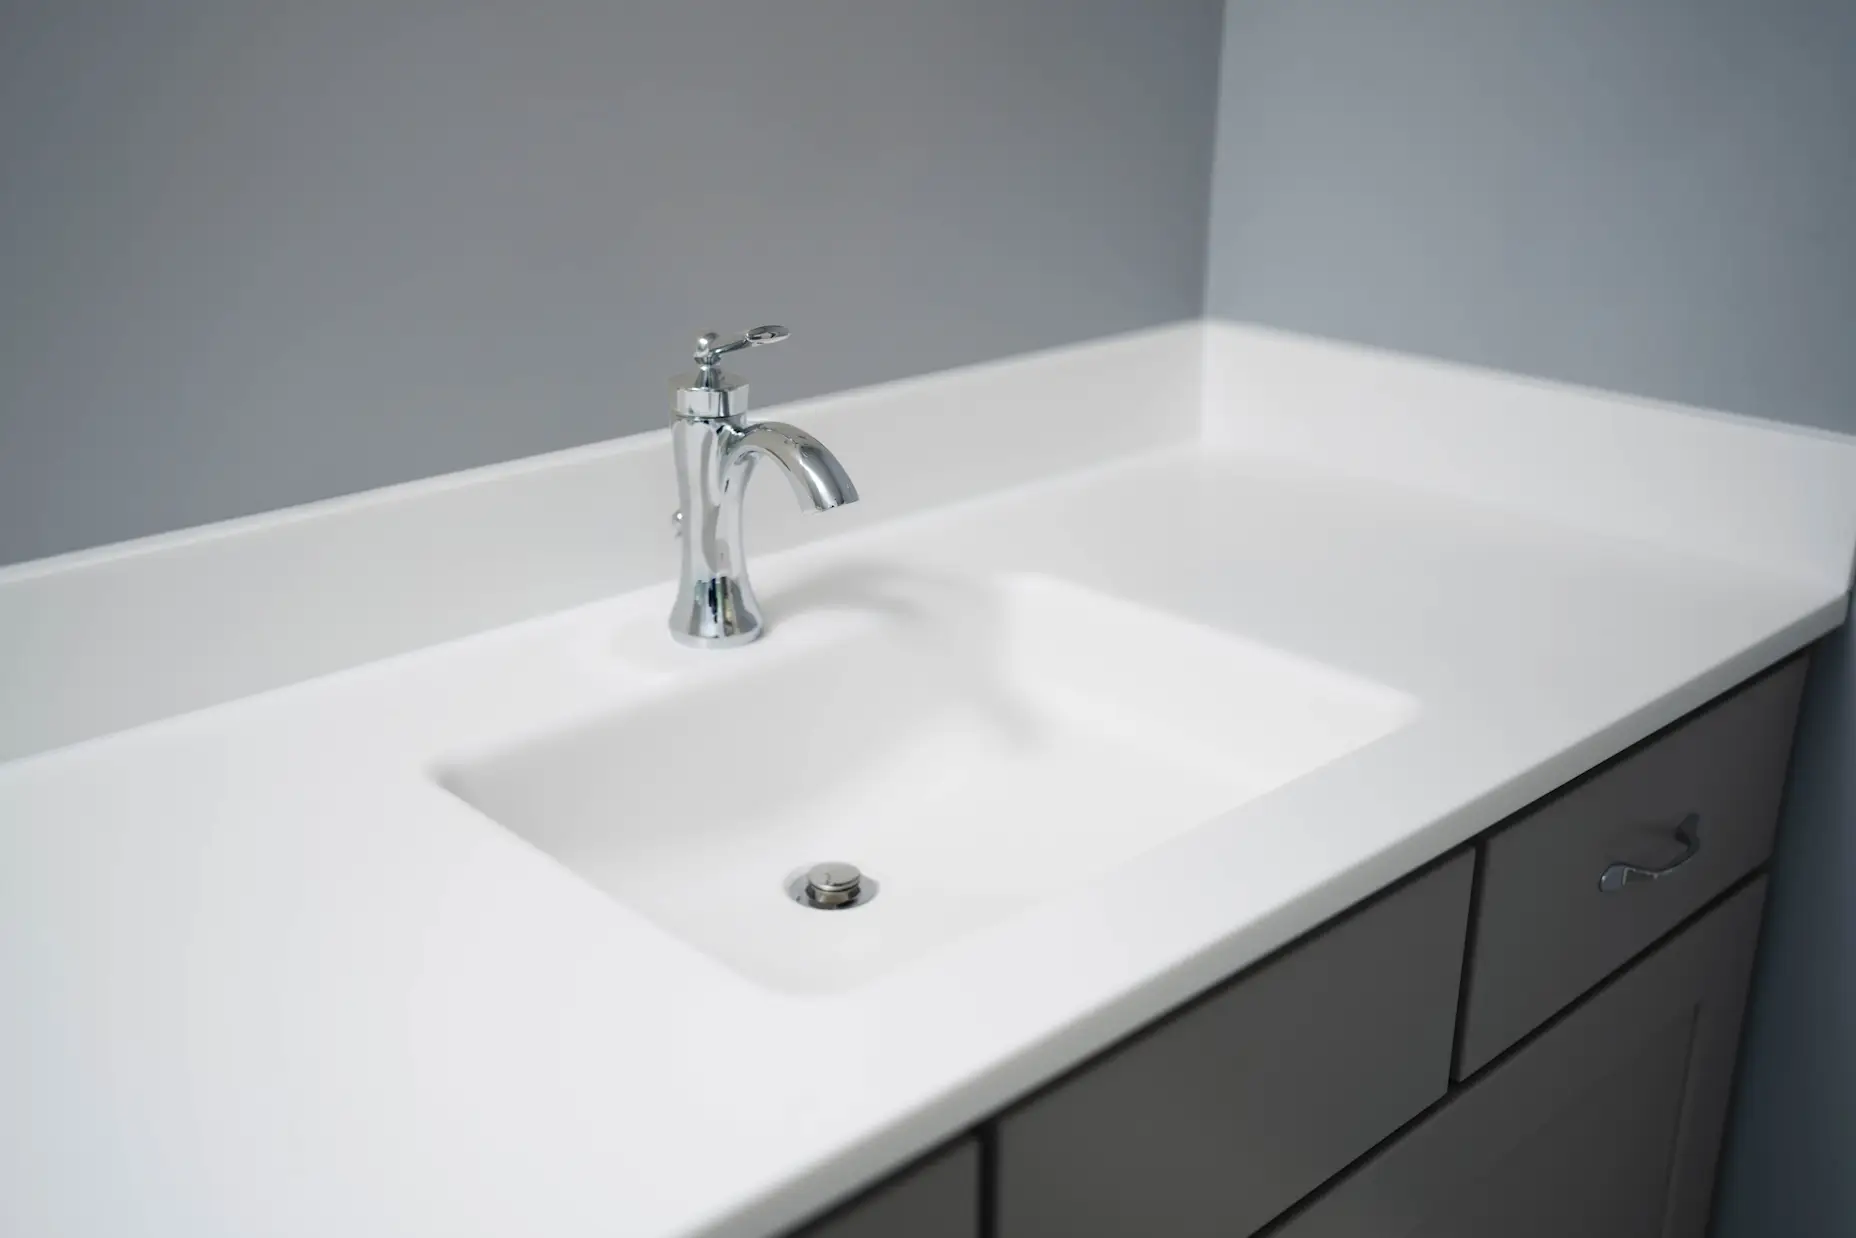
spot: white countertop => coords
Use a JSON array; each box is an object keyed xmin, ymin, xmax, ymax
[{"xmin": 4, "ymin": 324, "xmax": 1853, "ymax": 1238}]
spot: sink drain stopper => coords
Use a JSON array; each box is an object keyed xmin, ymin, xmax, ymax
[{"xmin": 789, "ymin": 861, "xmax": 878, "ymax": 910}]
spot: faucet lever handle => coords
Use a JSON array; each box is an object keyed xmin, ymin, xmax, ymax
[{"xmin": 694, "ymin": 325, "xmax": 789, "ymax": 368}]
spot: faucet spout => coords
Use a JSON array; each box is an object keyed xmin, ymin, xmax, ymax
[{"xmin": 725, "ymin": 421, "xmax": 860, "ymax": 512}]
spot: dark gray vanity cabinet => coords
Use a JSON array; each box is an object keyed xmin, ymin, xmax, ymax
[
  {"xmin": 994, "ymin": 855, "xmax": 1474, "ymax": 1238},
  {"xmin": 794, "ymin": 1138, "xmax": 979, "ymax": 1238},
  {"xmin": 1274, "ymin": 878, "xmax": 1767, "ymax": 1238}
]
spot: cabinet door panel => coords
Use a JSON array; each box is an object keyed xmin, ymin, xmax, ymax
[
  {"xmin": 997, "ymin": 855, "xmax": 1473, "ymax": 1238},
  {"xmin": 1396, "ymin": 1016, "xmax": 1690, "ymax": 1238},
  {"xmin": 1277, "ymin": 879, "xmax": 1766, "ymax": 1238}
]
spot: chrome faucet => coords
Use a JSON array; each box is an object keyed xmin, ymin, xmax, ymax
[{"xmin": 668, "ymin": 325, "xmax": 859, "ymax": 648}]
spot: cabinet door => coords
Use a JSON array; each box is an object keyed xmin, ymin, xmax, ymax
[
  {"xmin": 1275, "ymin": 879, "xmax": 1767, "ymax": 1238},
  {"xmin": 996, "ymin": 855, "xmax": 1473, "ymax": 1238},
  {"xmin": 794, "ymin": 1138, "xmax": 978, "ymax": 1238}
]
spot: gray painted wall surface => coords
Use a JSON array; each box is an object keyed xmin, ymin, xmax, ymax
[
  {"xmin": 1205, "ymin": 4, "xmax": 1854, "ymax": 1234},
  {"xmin": 1205, "ymin": 0, "xmax": 1855, "ymax": 433},
  {"xmin": 0, "ymin": 0, "xmax": 1223, "ymax": 565}
]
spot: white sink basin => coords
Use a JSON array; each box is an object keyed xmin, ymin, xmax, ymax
[{"xmin": 439, "ymin": 573, "xmax": 1416, "ymax": 993}]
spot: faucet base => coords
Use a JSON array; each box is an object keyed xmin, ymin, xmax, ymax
[{"xmin": 670, "ymin": 574, "xmax": 765, "ymax": 649}]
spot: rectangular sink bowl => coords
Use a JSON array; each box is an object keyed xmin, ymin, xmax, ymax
[{"xmin": 439, "ymin": 572, "xmax": 1416, "ymax": 993}]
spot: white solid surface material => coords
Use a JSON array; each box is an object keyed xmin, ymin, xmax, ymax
[
  {"xmin": 1204, "ymin": 321, "xmax": 1856, "ymax": 590},
  {"xmin": 440, "ymin": 571, "xmax": 1415, "ymax": 993},
  {"xmin": 4, "ymin": 322, "xmax": 1856, "ymax": 1238}
]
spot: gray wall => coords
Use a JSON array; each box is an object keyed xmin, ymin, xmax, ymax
[
  {"xmin": 1204, "ymin": 3, "xmax": 1854, "ymax": 1234},
  {"xmin": 0, "ymin": 0, "xmax": 1223, "ymax": 565},
  {"xmin": 1205, "ymin": 0, "xmax": 1855, "ymax": 434}
]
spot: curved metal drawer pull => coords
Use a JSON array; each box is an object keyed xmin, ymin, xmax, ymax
[{"xmin": 1598, "ymin": 812, "xmax": 1702, "ymax": 893}]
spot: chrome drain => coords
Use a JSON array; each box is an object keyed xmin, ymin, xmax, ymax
[{"xmin": 788, "ymin": 861, "xmax": 878, "ymax": 910}]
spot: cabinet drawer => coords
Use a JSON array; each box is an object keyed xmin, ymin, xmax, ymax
[
  {"xmin": 1458, "ymin": 655, "xmax": 1806, "ymax": 1076},
  {"xmin": 1274, "ymin": 879, "xmax": 1766, "ymax": 1238},
  {"xmin": 792, "ymin": 1138, "xmax": 978, "ymax": 1238},
  {"xmin": 995, "ymin": 853, "xmax": 1473, "ymax": 1238}
]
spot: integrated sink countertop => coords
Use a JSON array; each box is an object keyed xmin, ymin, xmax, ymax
[
  {"xmin": 440, "ymin": 570, "xmax": 1414, "ymax": 993},
  {"xmin": 3, "ymin": 323, "xmax": 1853, "ymax": 1238}
]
